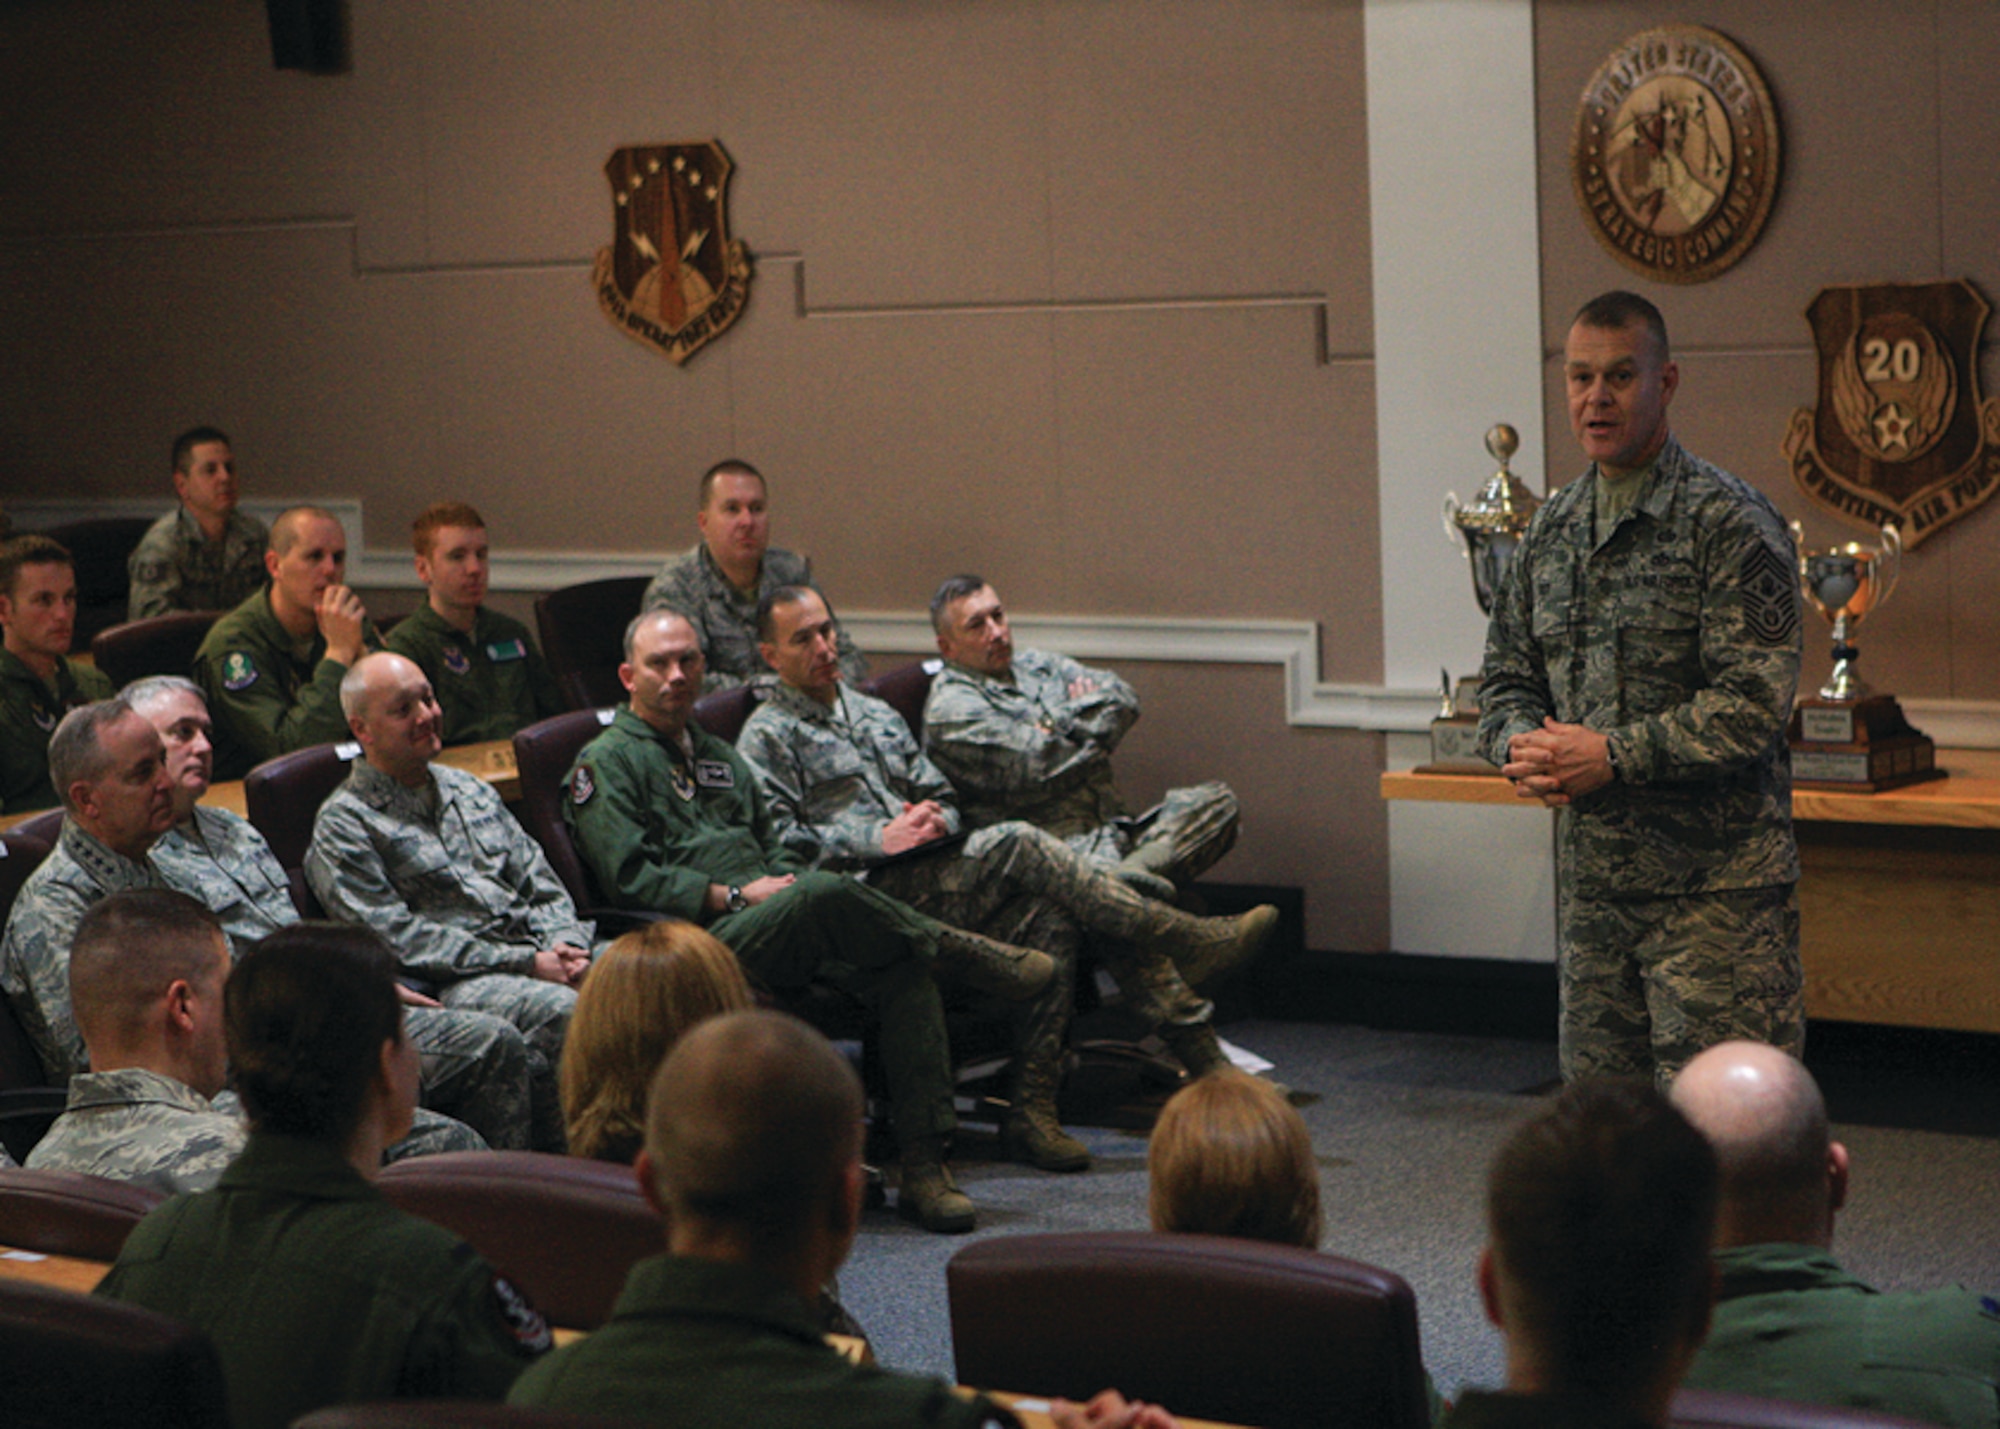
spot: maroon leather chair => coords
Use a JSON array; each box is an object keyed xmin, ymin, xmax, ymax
[
  {"xmin": 534, "ymin": 577, "xmax": 649, "ymax": 712},
  {"xmin": 377, "ymin": 1150, "xmax": 661, "ymax": 1332},
  {"xmin": 0, "ymin": 1167, "xmax": 166, "ymax": 1261},
  {"xmin": 89, "ymin": 611, "xmax": 221, "ymax": 689},
  {"xmin": 4, "ymin": 810, "xmax": 63, "ymax": 847},
  {"xmin": 295, "ymin": 1403, "xmax": 639, "ymax": 1428},
  {"xmin": 41, "ymin": 516, "xmax": 155, "ymax": 648},
  {"xmin": 948, "ymin": 1231, "xmax": 1430, "ymax": 1429},
  {"xmin": 510, "ymin": 709, "xmax": 662, "ymax": 936},
  {"xmin": 0, "ymin": 1277, "xmax": 227, "ymax": 1429},
  {"xmin": 241, "ymin": 741, "xmax": 363, "ymax": 917},
  {"xmin": 691, "ymin": 683, "xmax": 761, "ymax": 744},
  {"xmin": 860, "ymin": 658, "xmax": 940, "ymax": 742}
]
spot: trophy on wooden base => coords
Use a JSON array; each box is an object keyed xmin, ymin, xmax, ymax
[
  {"xmin": 1786, "ymin": 520, "xmax": 1942, "ymax": 792},
  {"xmin": 1427, "ymin": 424, "xmax": 1541, "ymax": 774}
]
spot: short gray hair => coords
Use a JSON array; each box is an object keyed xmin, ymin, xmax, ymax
[
  {"xmin": 123, "ymin": 674, "xmax": 205, "ymax": 717},
  {"xmin": 48, "ymin": 697, "xmax": 139, "ymax": 813},
  {"xmin": 624, "ymin": 606, "xmax": 696, "ymax": 662}
]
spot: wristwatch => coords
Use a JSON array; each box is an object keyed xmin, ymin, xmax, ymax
[{"xmin": 725, "ymin": 885, "xmax": 749, "ymax": 914}]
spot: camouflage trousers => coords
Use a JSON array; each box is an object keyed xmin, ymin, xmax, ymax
[
  {"xmin": 388, "ymin": 1107, "xmax": 489, "ymax": 1161},
  {"xmin": 1068, "ymin": 780, "xmax": 1239, "ymax": 885},
  {"xmin": 436, "ymin": 974, "xmax": 576, "ymax": 1152},
  {"xmin": 871, "ymin": 820, "xmax": 1211, "ymax": 1030},
  {"xmin": 712, "ymin": 870, "xmax": 955, "ymax": 1142},
  {"xmin": 1559, "ymin": 882, "xmax": 1804, "ymax": 1087},
  {"xmin": 404, "ymin": 1004, "xmax": 536, "ymax": 1152}
]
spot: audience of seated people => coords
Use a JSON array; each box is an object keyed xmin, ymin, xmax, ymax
[
  {"xmin": 129, "ymin": 672, "xmax": 536, "ymax": 1152},
  {"xmin": 194, "ymin": 503, "xmax": 382, "ymax": 780},
  {"xmin": 0, "ymin": 534, "xmax": 114, "ymax": 813},
  {"xmin": 560, "ymin": 918, "xmax": 753, "ymax": 1165},
  {"xmin": 565, "ymin": 604, "xmax": 1074, "ymax": 1233},
  {"xmin": 738, "ymin": 583, "xmax": 1280, "ymax": 1159},
  {"xmin": 126, "ymin": 425, "xmax": 269, "ymax": 621},
  {"xmin": 1673, "ymin": 1040, "xmax": 2000, "ymax": 1429},
  {"xmin": 305, "ymin": 650, "xmax": 592, "ymax": 1151},
  {"xmin": 384, "ymin": 500, "xmax": 564, "ymax": 744},
  {"xmin": 95, "ymin": 922, "xmax": 552, "ymax": 1429},
  {"xmin": 642, "ymin": 457, "xmax": 867, "ymax": 691}
]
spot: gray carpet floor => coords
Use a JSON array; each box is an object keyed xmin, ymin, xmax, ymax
[{"xmin": 837, "ymin": 1018, "xmax": 2000, "ymax": 1404}]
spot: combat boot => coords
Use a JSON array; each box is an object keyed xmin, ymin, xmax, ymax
[
  {"xmin": 1113, "ymin": 863, "xmax": 1179, "ymax": 902},
  {"xmin": 934, "ymin": 927, "xmax": 1055, "ymax": 1002},
  {"xmin": 1002, "ymin": 982, "xmax": 1090, "ymax": 1173},
  {"xmin": 1160, "ymin": 1020, "xmax": 1294, "ymax": 1101},
  {"xmin": 1155, "ymin": 903, "xmax": 1280, "ymax": 991},
  {"xmin": 898, "ymin": 1142, "xmax": 976, "ymax": 1233}
]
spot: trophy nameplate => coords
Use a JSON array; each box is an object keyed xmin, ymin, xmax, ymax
[
  {"xmin": 1786, "ymin": 522, "xmax": 1942, "ymax": 792},
  {"xmin": 1422, "ymin": 673, "xmax": 1494, "ymax": 775}
]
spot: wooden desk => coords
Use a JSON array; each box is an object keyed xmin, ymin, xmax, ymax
[
  {"xmin": 1382, "ymin": 750, "xmax": 2000, "ymax": 1034},
  {"xmin": 0, "ymin": 738, "xmax": 521, "ymax": 834},
  {"xmin": 0, "ymin": 1245, "xmax": 110, "ymax": 1295},
  {"xmin": 985, "ymin": 1391, "xmax": 1244, "ymax": 1429}
]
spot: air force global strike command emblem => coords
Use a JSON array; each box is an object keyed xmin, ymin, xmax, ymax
[
  {"xmin": 1783, "ymin": 281, "xmax": 2000, "ymax": 548},
  {"xmin": 592, "ymin": 140, "xmax": 752, "ymax": 366}
]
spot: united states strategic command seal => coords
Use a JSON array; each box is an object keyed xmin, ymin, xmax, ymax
[
  {"xmin": 1783, "ymin": 281, "xmax": 2000, "ymax": 548},
  {"xmin": 1572, "ymin": 26, "xmax": 1780, "ymax": 284},
  {"xmin": 593, "ymin": 140, "xmax": 752, "ymax": 366}
]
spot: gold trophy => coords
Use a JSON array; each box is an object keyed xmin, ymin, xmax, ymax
[
  {"xmin": 1786, "ymin": 520, "xmax": 1940, "ymax": 791},
  {"xmin": 1430, "ymin": 424, "xmax": 1541, "ymax": 773}
]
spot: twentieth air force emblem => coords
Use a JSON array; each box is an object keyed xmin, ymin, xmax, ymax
[{"xmin": 593, "ymin": 140, "xmax": 752, "ymax": 366}]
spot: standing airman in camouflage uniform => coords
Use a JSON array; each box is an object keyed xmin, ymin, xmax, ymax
[
  {"xmin": 0, "ymin": 535, "xmax": 115, "ymax": 813},
  {"xmin": 566, "ymin": 609, "xmax": 1062, "ymax": 1233},
  {"xmin": 126, "ymin": 426, "xmax": 269, "ymax": 620},
  {"xmin": 385, "ymin": 502, "xmax": 564, "ymax": 744},
  {"xmin": 1476, "ymin": 292, "xmax": 1804, "ymax": 1085},
  {"xmin": 193, "ymin": 505, "xmax": 382, "ymax": 780},
  {"xmin": 738, "ymin": 587, "xmax": 1281, "ymax": 1167},
  {"xmin": 923, "ymin": 576, "xmax": 1239, "ymax": 900},
  {"xmin": 306, "ymin": 653, "xmax": 593, "ymax": 1151},
  {"xmin": 0, "ymin": 699, "xmax": 176, "ymax": 1081},
  {"xmin": 128, "ymin": 675, "xmax": 539, "ymax": 1151},
  {"xmin": 641, "ymin": 459, "xmax": 865, "ymax": 692}
]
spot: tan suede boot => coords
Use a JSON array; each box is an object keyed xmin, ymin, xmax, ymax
[
  {"xmin": 933, "ymin": 927, "xmax": 1056, "ymax": 1002},
  {"xmin": 897, "ymin": 1143, "xmax": 976, "ymax": 1233}
]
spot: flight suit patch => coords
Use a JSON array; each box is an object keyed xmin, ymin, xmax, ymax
[
  {"xmin": 571, "ymin": 765, "xmax": 597, "ymax": 805},
  {"xmin": 694, "ymin": 760, "xmax": 734, "ymax": 789},
  {"xmin": 442, "ymin": 645, "xmax": 471, "ymax": 676},
  {"xmin": 489, "ymin": 1274, "xmax": 552, "ymax": 1353},
  {"xmin": 221, "ymin": 652, "xmax": 259, "ymax": 691}
]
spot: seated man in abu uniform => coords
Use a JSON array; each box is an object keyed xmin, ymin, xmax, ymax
[
  {"xmin": 127, "ymin": 425, "xmax": 269, "ymax": 620},
  {"xmin": 924, "ymin": 574, "xmax": 1240, "ymax": 903}
]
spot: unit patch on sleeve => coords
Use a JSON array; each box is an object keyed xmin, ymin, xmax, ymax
[{"xmin": 221, "ymin": 652, "xmax": 259, "ymax": 692}]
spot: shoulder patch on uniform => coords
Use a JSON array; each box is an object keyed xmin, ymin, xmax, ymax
[
  {"xmin": 489, "ymin": 1274, "xmax": 552, "ymax": 1353},
  {"xmin": 1740, "ymin": 540, "xmax": 1800, "ymax": 647},
  {"xmin": 133, "ymin": 560, "xmax": 168, "ymax": 584},
  {"xmin": 441, "ymin": 644, "xmax": 472, "ymax": 676},
  {"xmin": 570, "ymin": 764, "xmax": 597, "ymax": 806},
  {"xmin": 221, "ymin": 651, "xmax": 259, "ymax": 691}
]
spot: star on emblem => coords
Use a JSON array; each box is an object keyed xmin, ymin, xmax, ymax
[{"xmin": 1871, "ymin": 402, "xmax": 1912, "ymax": 455}]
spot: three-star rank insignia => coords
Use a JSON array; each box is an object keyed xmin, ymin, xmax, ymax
[
  {"xmin": 1783, "ymin": 280, "xmax": 2000, "ymax": 548},
  {"xmin": 592, "ymin": 140, "xmax": 752, "ymax": 366}
]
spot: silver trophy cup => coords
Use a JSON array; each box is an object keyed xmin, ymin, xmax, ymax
[
  {"xmin": 1789, "ymin": 520, "xmax": 1901, "ymax": 702},
  {"xmin": 1443, "ymin": 424, "xmax": 1542, "ymax": 617}
]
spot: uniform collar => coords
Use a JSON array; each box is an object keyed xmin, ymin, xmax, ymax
[
  {"xmin": 217, "ymin": 1132, "xmax": 378, "ymax": 1202},
  {"xmin": 57, "ymin": 819, "xmax": 159, "ymax": 889},
  {"xmin": 1712, "ymin": 1242, "xmax": 1867, "ymax": 1299},
  {"xmin": 766, "ymin": 680, "xmax": 841, "ymax": 725},
  {"xmin": 0, "ymin": 645, "xmax": 77, "ymax": 696},
  {"xmin": 613, "ymin": 705, "xmax": 705, "ymax": 759},
  {"xmin": 348, "ymin": 756, "xmax": 439, "ymax": 816},
  {"xmin": 614, "ymin": 1254, "xmax": 826, "ymax": 1345},
  {"xmin": 66, "ymin": 1066, "xmax": 219, "ymax": 1115}
]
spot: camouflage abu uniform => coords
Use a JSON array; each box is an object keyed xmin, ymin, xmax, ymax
[
  {"xmin": 0, "ymin": 648, "xmax": 115, "ymax": 813},
  {"xmin": 0, "ymin": 819, "xmax": 163, "ymax": 1082},
  {"xmin": 641, "ymin": 545, "xmax": 866, "ymax": 693},
  {"xmin": 305, "ymin": 759, "xmax": 592, "ymax": 1150},
  {"xmin": 26, "ymin": 1066, "xmax": 484, "ymax": 1188},
  {"xmin": 565, "ymin": 708, "xmax": 957, "ymax": 1142},
  {"xmin": 923, "ymin": 647, "xmax": 1238, "ymax": 882},
  {"xmin": 385, "ymin": 604, "xmax": 564, "ymax": 746},
  {"xmin": 126, "ymin": 506, "xmax": 269, "ymax": 620},
  {"xmin": 192, "ymin": 586, "xmax": 383, "ymax": 780},
  {"xmin": 154, "ymin": 802, "xmax": 541, "ymax": 1152},
  {"xmin": 737, "ymin": 681, "xmax": 1212, "ymax": 1034},
  {"xmin": 1475, "ymin": 436, "xmax": 1804, "ymax": 1083}
]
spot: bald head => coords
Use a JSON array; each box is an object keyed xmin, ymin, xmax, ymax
[
  {"xmin": 341, "ymin": 651, "xmax": 442, "ymax": 785},
  {"xmin": 642, "ymin": 1010, "xmax": 863, "ymax": 1259},
  {"xmin": 1671, "ymin": 1041, "xmax": 1841, "ymax": 1248}
]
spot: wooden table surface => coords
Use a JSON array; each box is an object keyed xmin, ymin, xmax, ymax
[
  {"xmin": 0, "ymin": 1244, "xmax": 110, "ymax": 1295},
  {"xmin": 1382, "ymin": 748, "xmax": 2000, "ymax": 828}
]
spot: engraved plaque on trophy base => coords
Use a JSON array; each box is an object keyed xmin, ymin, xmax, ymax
[
  {"xmin": 1788, "ymin": 694, "xmax": 1943, "ymax": 793},
  {"xmin": 1420, "ymin": 677, "xmax": 1503, "ymax": 776}
]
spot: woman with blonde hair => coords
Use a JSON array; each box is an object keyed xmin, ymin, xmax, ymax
[
  {"xmin": 561, "ymin": 920, "xmax": 753, "ymax": 1163},
  {"xmin": 1148, "ymin": 1068, "xmax": 1321, "ymax": 1248}
]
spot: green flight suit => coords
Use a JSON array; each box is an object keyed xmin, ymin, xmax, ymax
[
  {"xmin": 565, "ymin": 708, "xmax": 955, "ymax": 1140},
  {"xmin": 0, "ymin": 648, "xmax": 114, "ymax": 812},
  {"xmin": 1684, "ymin": 1242, "xmax": 2000, "ymax": 1429},
  {"xmin": 510, "ymin": 1255, "xmax": 1006, "ymax": 1427},
  {"xmin": 192, "ymin": 587, "xmax": 381, "ymax": 780},
  {"xmin": 1438, "ymin": 1390, "xmax": 1655, "ymax": 1429},
  {"xmin": 384, "ymin": 604, "xmax": 563, "ymax": 745},
  {"xmin": 97, "ymin": 1133, "xmax": 549, "ymax": 1429}
]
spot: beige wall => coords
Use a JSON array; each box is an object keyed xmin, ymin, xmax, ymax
[{"xmin": 5, "ymin": 1, "xmax": 1997, "ymax": 954}]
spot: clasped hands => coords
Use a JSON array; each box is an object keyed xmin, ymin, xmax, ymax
[
  {"xmin": 881, "ymin": 800, "xmax": 951, "ymax": 855},
  {"xmin": 1503, "ymin": 718, "xmax": 1614, "ymax": 806}
]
